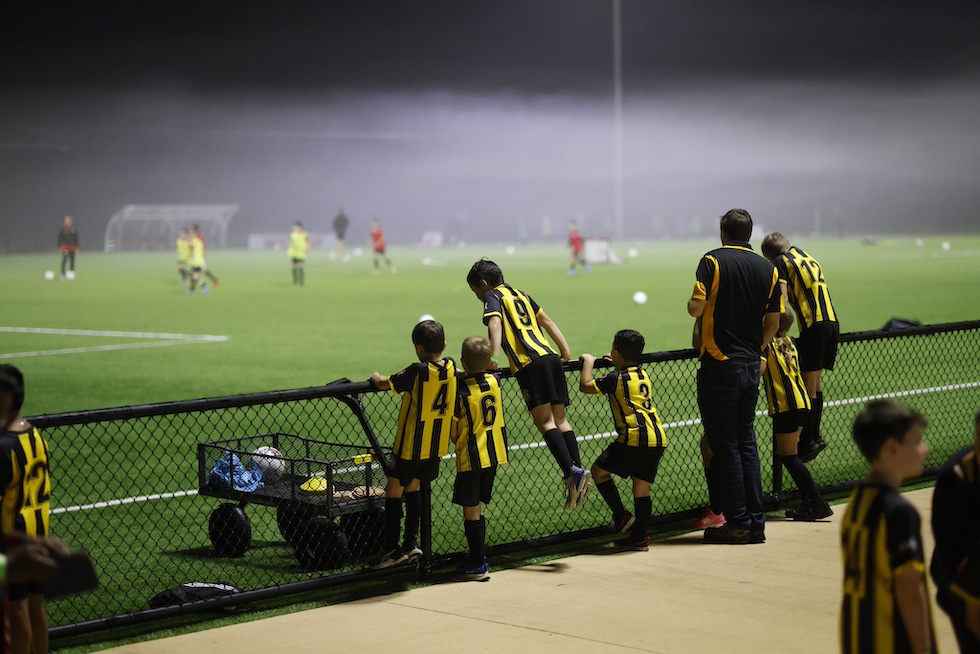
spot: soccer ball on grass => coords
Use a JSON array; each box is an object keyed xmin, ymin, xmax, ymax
[{"xmin": 44, "ymin": 271, "xmax": 55, "ymax": 281}]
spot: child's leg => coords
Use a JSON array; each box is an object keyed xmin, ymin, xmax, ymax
[
  {"xmin": 462, "ymin": 504, "xmax": 485, "ymax": 566},
  {"xmin": 592, "ymin": 464, "xmax": 626, "ymax": 521},
  {"xmin": 403, "ymin": 478, "xmax": 422, "ymax": 551},
  {"xmin": 531, "ymin": 403, "xmax": 574, "ymax": 476},
  {"xmin": 553, "ymin": 404, "xmax": 581, "ymax": 468},
  {"xmin": 382, "ymin": 476, "xmax": 406, "ymax": 552},
  {"xmin": 28, "ymin": 594, "xmax": 48, "ymax": 654},
  {"xmin": 776, "ymin": 430, "xmax": 823, "ymax": 504},
  {"xmin": 629, "ymin": 478, "xmax": 653, "ymax": 542}
]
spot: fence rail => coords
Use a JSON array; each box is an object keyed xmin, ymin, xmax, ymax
[{"xmin": 28, "ymin": 320, "xmax": 980, "ymax": 638}]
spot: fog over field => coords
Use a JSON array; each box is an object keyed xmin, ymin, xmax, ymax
[{"xmin": 2, "ymin": 1, "xmax": 979, "ymax": 252}]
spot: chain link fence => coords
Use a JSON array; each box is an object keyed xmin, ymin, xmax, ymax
[{"xmin": 31, "ymin": 320, "xmax": 980, "ymax": 638}]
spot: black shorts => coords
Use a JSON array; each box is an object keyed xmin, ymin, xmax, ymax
[
  {"xmin": 389, "ymin": 457, "xmax": 440, "ymax": 487},
  {"xmin": 771, "ymin": 410, "xmax": 808, "ymax": 435},
  {"xmin": 374, "ymin": 247, "xmax": 386, "ymax": 255},
  {"xmin": 593, "ymin": 442, "xmax": 665, "ymax": 483},
  {"xmin": 515, "ymin": 354, "xmax": 569, "ymax": 410},
  {"xmin": 796, "ymin": 322, "xmax": 839, "ymax": 372},
  {"xmin": 453, "ymin": 467, "xmax": 497, "ymax": 507},
  {"xmin": 7, "ymin": 581, "xmax": 42, "ymax": 602},
  {"xmin": 291, "ymin": 258, "xmax": 305, "ymax": 264}
]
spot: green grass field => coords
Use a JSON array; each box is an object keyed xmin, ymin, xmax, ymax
[
  {"xmin": 2, "ymin": 234, "xmax": 980, "ymax": 646},
  {"xmin": 3, "ymin": 234, "xmax": 980, "ymax": 416}
]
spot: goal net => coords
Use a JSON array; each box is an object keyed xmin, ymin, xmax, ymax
[
  {"xmin": 583, "ymin": 237, "xmax": 623, "ymax": 264},
  {"xmin": 103, "ymin": 205, "xmax": 239, "ymax": 252}
]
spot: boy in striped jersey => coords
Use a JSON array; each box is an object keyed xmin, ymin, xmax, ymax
[
  {"xmin": 450, "ymin": 336, "xmax": 507, "ymax": 581},
  {"xmin": 840, "ymin": 401, "xmax": 934, "ymax": 654},
  {"xmin": 761, "ymin": 312, "xmax": 831, "ymax": 521},
  {"xmin": 466, "ymin": 259, "xmax": 591, "ymax": 511},
  {"xmin": 762, "ymin": 233, "xmax": 839, "ymax": 462},
  {"xmin": 368, "ymin": 320, "xmax": 458, "ymax": 570},
  {"xmin": 579, "ymin": 330, "xmax": 666, "ymax": 551}
]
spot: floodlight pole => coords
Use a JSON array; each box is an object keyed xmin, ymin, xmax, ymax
[{"xmin": 612, "ymin": 0, "xmax": 624, "ymax": 241}]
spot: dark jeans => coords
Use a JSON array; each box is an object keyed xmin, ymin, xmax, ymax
[{"xmin": 698, "ymin": 360, "xmax": 765, "ymax": 531}]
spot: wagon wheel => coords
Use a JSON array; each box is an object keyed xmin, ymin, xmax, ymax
[
  {"xmin": 277, "ymin": 507, "xmax": 316, "ymax": 547},
  {"xmin": 293, "ymin": 517, "xmax": 351, "ymax": 571},
  {"xmin": 209, "ymin": 504, "xmax": 251, "ymax": 557},
  {"xmin": 340, "ymin": 509, "xmax": 385, "ymax": 557}
]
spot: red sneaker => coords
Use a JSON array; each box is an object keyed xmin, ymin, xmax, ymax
[{"xmin": 690, "ymin": 509, "xmax": 726, "ymax": 530}]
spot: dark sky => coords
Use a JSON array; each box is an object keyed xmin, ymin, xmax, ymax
[{"xmin": 2, "ymin": 0, "xmax": 979, "ymax": 251}]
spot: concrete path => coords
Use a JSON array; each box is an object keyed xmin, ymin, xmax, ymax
[{"xmin": 102, "ymin": 488, "xmax": 957, "ymax": 653}]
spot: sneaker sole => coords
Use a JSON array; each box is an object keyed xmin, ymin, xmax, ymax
[
  {"xmin": 614, "ymin": 543, "xmax": 649, "ymax": 552},
  {"xmin": 799, "ymin": 441, "xmax": 828, "ymax": 464},
  {"xmin": 456, "ymin": 573, "xmax": 490, "ymax": 582},
  {"xmin": 572, "ymin": 472, "xmax": 593, "ymax": 509},
  {"xmin": 616, "ymin": 515, "xmax": 637, "ymax": 535}
]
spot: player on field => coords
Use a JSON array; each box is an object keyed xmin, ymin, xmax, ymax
[
  {"xmin": 579, "ymin": 329, "xmax": 666, "ymax": 551},
  {"xmin": 450, "ymin": 336, "xmax": 507, "ymax": 581},
  {"xmin": 761, "ymin": 312, "xmax": 832, "ymax": 521},
  {"xmin": 332, "ymin": 208, "xmax": 349, "ymax": 257},
  {"xmin": 288, "ymin": 221, "xmax": 310, "ymax": 287},
  {"xmin": 175, "ymin": 228, "xmax": 191, "ymax": 287},
  {"xmin": 0, "ymin": 364, "xmax": 54, "ymax": 654},
  {"xmin": 466, "ymin": 258, "xmax": 591, "ymax": 510},
  {"xmin": 930, "ymin": 408, "xmax": 980, "ymax": 652},
  {"xmin": 188, "ymin": 224, "xmax": 220, "ymax": 295},
  {"xmin": 762, "ymin": 233, "xmax": 839, "ymax": 463},
  {"xmin": 370, "ymin": 218, "xmax": 396, "ymax": 274},
  {"xmin": 56, "ymin": 215, "xmax": 78, "ymax": 280},
  {"xmin": 368, "ymin": 320, "xmax": 457, "ymax": 569},
  {"xmin": 567, "ymin": 220, "xmax": 589, "ymax": 276},
  {"xmin": 840, "ymin": 400, "xmax": 934, "ymax": 654}
]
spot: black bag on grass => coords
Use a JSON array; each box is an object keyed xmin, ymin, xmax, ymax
[{"xmin": 149, "ymin": 582, "xmax": 241, "ymax": 609}]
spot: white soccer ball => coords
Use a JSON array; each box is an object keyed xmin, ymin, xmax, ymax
[
  {"xmin": 65, "ymin": 270, "xmax": 76, "ymax": 280},
  {"xmin": 421, "ymin": 257, "xmax": 433, "ymax": 266},
  {"xmin": 941, "ymin": 241, "xmax": 951, "ymax": 251},
  {"xmin": 44, "ymin": 271, "xmax": 55, "ymax": 281},
  {"xmin": 419, "ymin": 314, "xmax": 435, "ymax": 323},
  {"xmin": 352, "ymin": 247, "xmax": 363, "ymax": 257},
  {"xmin": 632, "ymin": 291, "xmax": 648, "ymax": 305},
  {"xmin": 249, "ymin": 446, "xmax": 285, "ymax": 482},
  {"xmin": 628, "ymin": 248, "xmax": 638, "ymax": 258},
  {"xmin": 505, "ymin": 245, "xmax": 516, "ymax": 255},
  {"xmin": 914, "ymin": 238, "xmax": 923, "ymax": 247},
  {"xmin": 342, "ymin": 254, "xmax": 351, "ymax": 262}
]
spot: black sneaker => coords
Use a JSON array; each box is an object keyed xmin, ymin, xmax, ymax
[
  {"xmin": 704, "ymin": 524, "xmax": 751, "ymax": 544},
  {"xmin": 799, "ymin": 438, "xmax": 828, "ymax": 464},
  {"xmin": 750, "ymin": 528, "xmax": 766, "ymax": 544},
  {"xmin": 787, "ymin": 501, "xmax": 833, "ymax": 522}
]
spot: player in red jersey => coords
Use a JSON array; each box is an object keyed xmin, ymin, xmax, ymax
[
  {"xmin": 370, "ymin": 218, "xmax": 396, "ymax": 274},
  {"xmin": 567, "ymin": 220, "xmax": 589, "ymax": 276}
]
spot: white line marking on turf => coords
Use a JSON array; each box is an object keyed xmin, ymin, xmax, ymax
[
  {"xmin": 0, "ymin": 326, "xmax": 229, "ymax": 359},
  {"xmin": 51, "ymin": 380, "xmax": 980, "ymax": 515}
]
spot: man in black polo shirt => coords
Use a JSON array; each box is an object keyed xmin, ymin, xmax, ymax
[{"xmin": 687, "ymin": 209, "xmax": 781, "ymax": 544}]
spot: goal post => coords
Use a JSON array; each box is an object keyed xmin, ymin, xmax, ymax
[{"xmin": 103, "ymin": 205, "xmax": 239, "ymax": 252}]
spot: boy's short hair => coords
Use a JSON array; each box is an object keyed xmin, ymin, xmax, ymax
[
  {"xmin": 761, "ymin": 232, "xmax": 791, "ymax": 261},
  {"xmin": 466, "ymin": 259, "xmax": 504, "ymax": 288},
  {"xmin": 413, "ymin": 320, "xmax": 446, "ymax": 354},
  {"xmin": 295, "ymin": 221, "xmax": 303, "ymax": 228},
  {"xmin": 720, "ymin": 209, "xmax": 753, "ymax": 242},
  {"xmin": 852, "ymin": 400, "xmax": 928, "ymax": 461},
  {"xmin": 0, "ymin": 364, "xmax": 25, "ymax": 414},
  {"xmin": 613, "ymin": 329, "xmax": 645, "ymax": 364},
  {"xmin": 461, "ymin": 336, "xmax": 493, "ymax": 370}
]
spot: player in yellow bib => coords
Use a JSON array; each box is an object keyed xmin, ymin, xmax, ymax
[
  {"xmin": 175, "ymin": 228, "xmax": 192, "ymax": 287},
  {"xmin": 188, "ymin": 223, "xmax": 220, "ymax": 295},
  {"xmin": 288, "ymin": 221, "xmax": 310, "ymax": 287}
]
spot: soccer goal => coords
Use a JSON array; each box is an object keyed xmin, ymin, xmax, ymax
[
  {"xmin": 103, "ymin": 205, "xmax": 239, "ymax": 252},
  {"xmin": 583, "ymin": 237, "xmax": 623, "ymax": 264}
]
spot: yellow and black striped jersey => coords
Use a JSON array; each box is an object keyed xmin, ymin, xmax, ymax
[
  {"xmin": 389, "ymin": 358, "xmax": 458, "ymax": 461},
  {"xmin": 453, "ymin": 372, "xmax": 508, "ymax": 472},
  {"xmin": 774, "ymin": 246, "xmax": 837, "ymax": 329},
  {"xmin": 840, "ymin": 483, "xmax": 937, "ymax": 654},
  {"xmin": 0, "ymin": 426, "xmax": 51, "ymax": 537},
  {"xmin": 762, "ymin": 335, "xmax": 811, "ymax": 416},
  {"xmin": 587, "ymin": 366, "xmax": 667, "ymax": 448},
  {"xmin": 482, "ymin": 284, "xmax": 557, "ymax": 372},
  {"xmin": 691, "ymin": 243, "xmax": 782, "ymax": 365}
]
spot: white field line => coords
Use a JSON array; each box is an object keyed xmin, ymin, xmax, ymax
[
  {"xmin": 0, "ymin": 326, "xmax": 229, "ymax": 359},
  {"xmin": 50, "ymin": 379, "xmax": 980, "ymax": 515}
]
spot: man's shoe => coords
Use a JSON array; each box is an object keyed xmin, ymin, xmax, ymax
[
  {"xmin": 614, "ymin": 536, "xmax": 650, "ymax": 552},
  {"xmin": 786, "ymin": 501, "xmax": 833, "ymax": 522},
  {"xmin": 613, "ymin": 511, "xmax": 636, "ymax": 535},
  {"xmin": 750, "ymin": 528, "xmax": 766, "ymax": 544},
  {"xmin": 403, "ymin": 546, "xmax": 423, "ymax": 563},
  {"xmin": 455, "ymin": 561, "xmax": 490, "ymax": 582},
  {"xmin": 368, "ymin": 547, "xmax": 409, "ymax": 570},
  {"xmin": 799, "ymin": 438, "xmax": 828, "ymax": 464},
  {"xmin": 704, "ymin": 524, "xmax": 751, "ymax": 544},
  {"xmin": 690, "ymin": 508, "xmax": 726, "ymax": 530}
]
